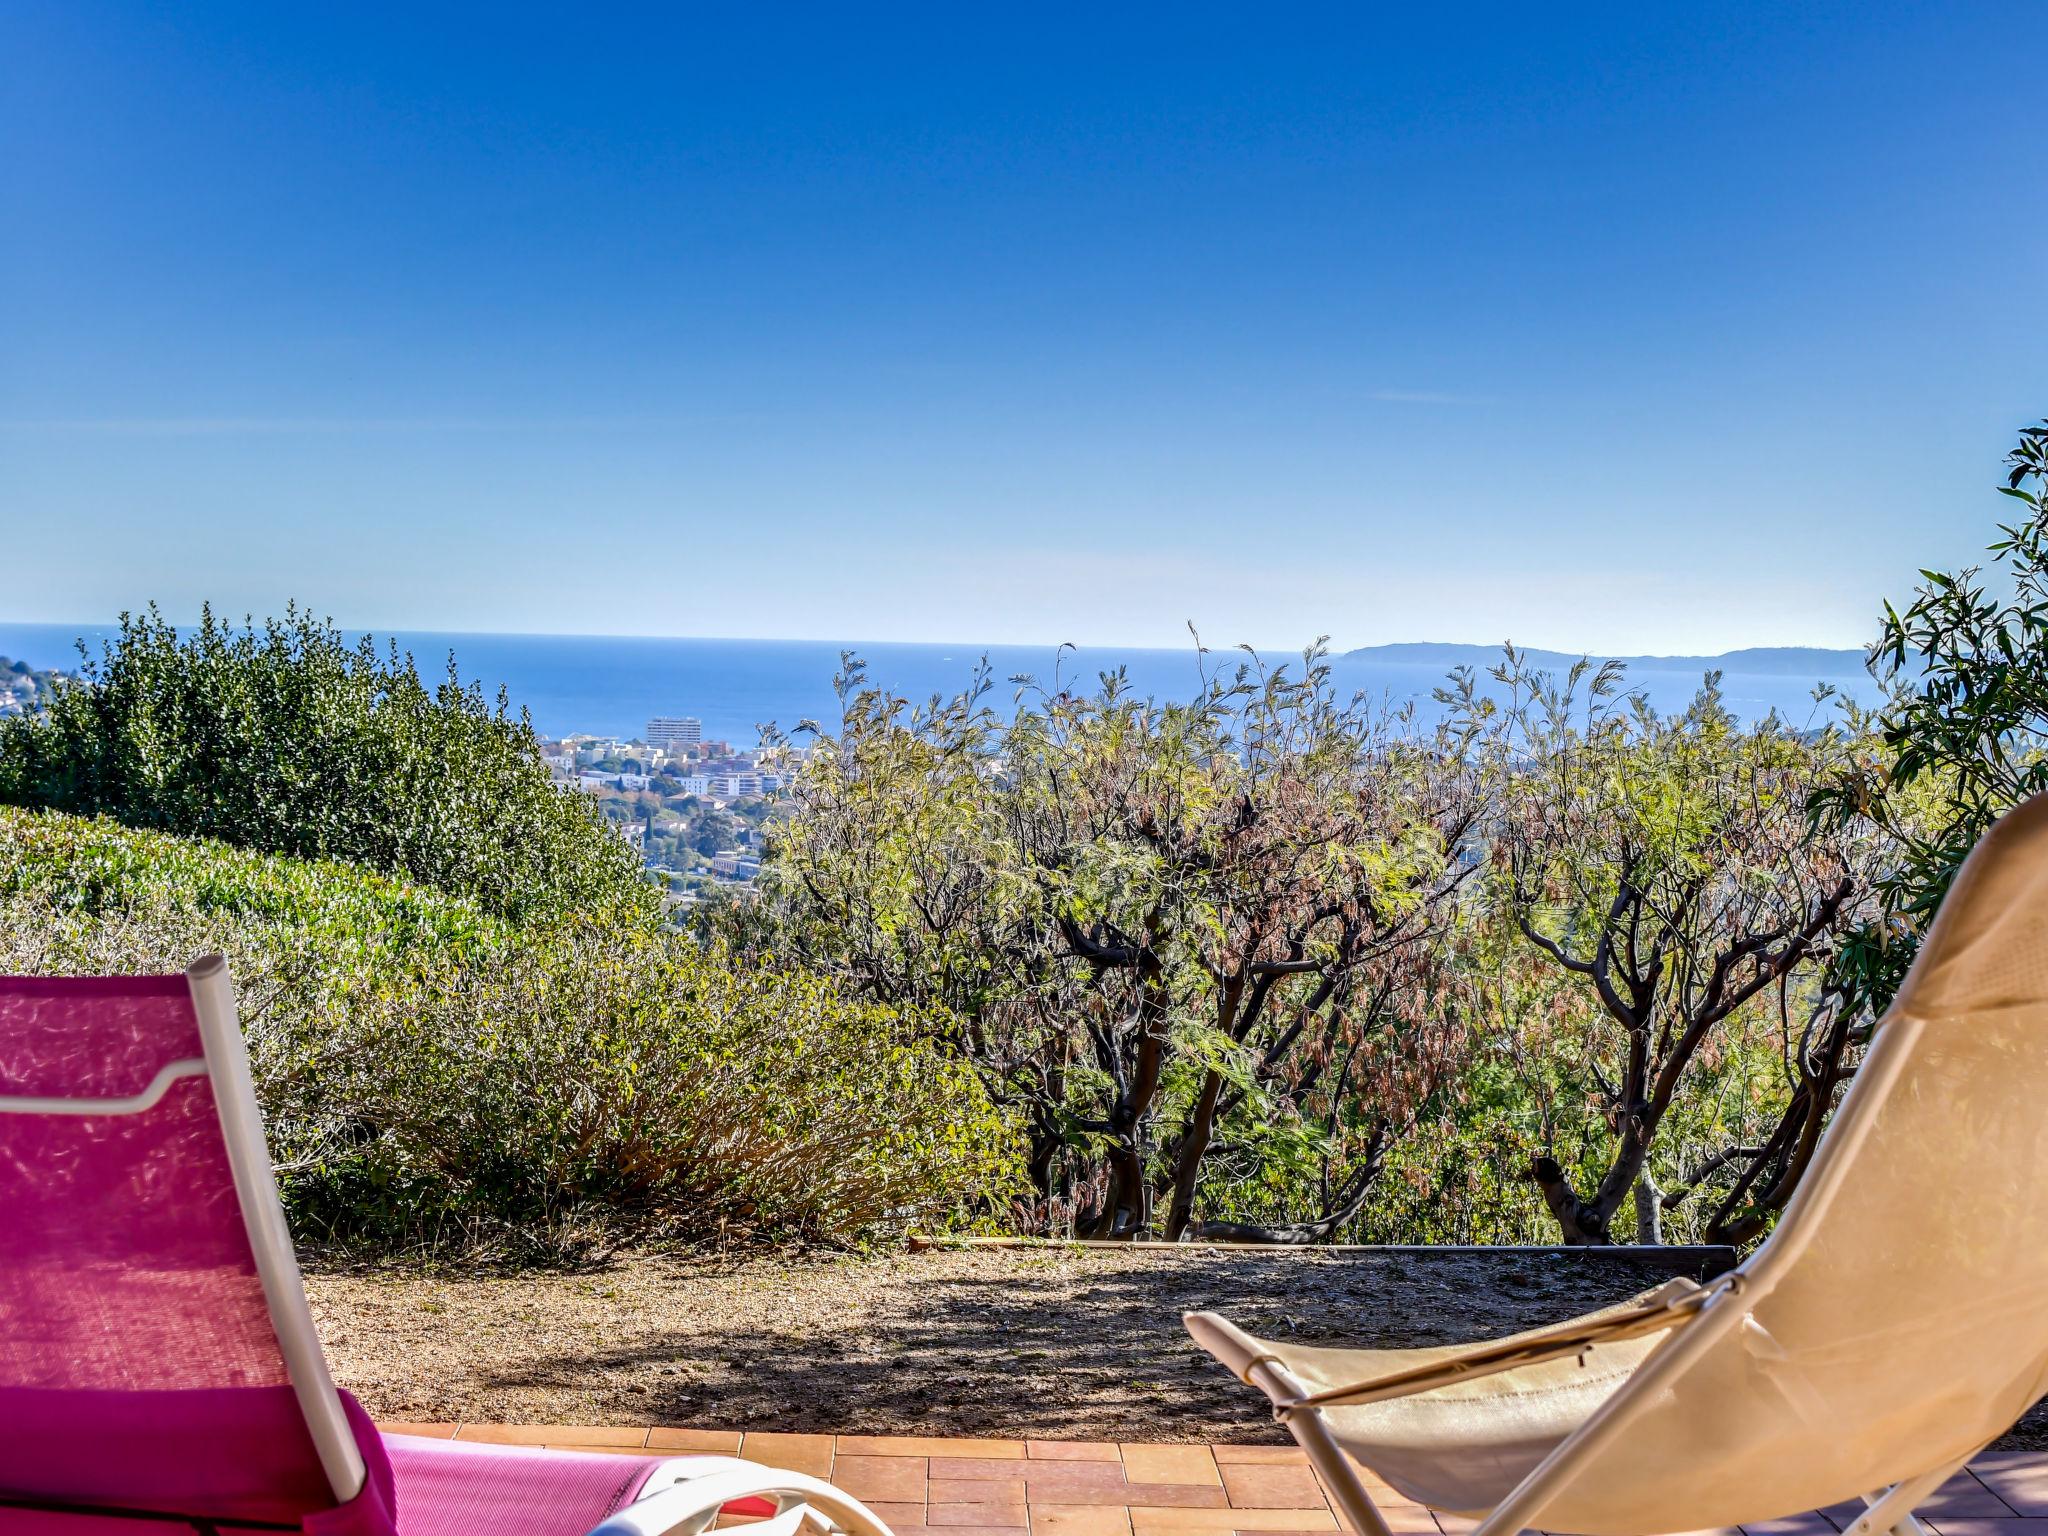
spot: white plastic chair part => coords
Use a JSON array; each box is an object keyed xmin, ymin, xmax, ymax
[
  {"xmin": 186, "ymin": 955, "xmax": 370, "ymax": 1506},
  {"xmin": 583, "ymin": 1463, "xmax": 898, "ymax": 1536},
  {"xmin": 0, "ymin": 1057, "xmax": 208, "ymax": 1116}
]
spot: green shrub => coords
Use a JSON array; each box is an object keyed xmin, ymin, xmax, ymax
[
  {"xmin": 0, "ymin": 807, "xmax": 1017, "ymax": 1259},
  {"xmin": 0, "ymin": 606, "xmax": 652, "ymax": 924},
  {"xmin": 267, "ymin": 922, "xmax": 1018, "ymax": 1255}
]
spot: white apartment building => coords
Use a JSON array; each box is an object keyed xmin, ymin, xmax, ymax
[
  {"xmin": 578, "ymin": 771, "xmax": 651, "ymax": 792},
  {"xmin": 646, "ymin": 716, "xmax": 703, "ymax": 751}
]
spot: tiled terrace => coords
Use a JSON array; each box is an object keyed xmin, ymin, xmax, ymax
[{"xmin": 375, "ymin": 1423, "xmax": 2048, "ymax": 1536}]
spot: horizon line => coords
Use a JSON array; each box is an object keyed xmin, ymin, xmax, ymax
[{"xmin": 0, "ymin": 616, "xmax": 1876, "ymax": 665}]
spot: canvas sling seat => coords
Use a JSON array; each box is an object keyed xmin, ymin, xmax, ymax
[{"xmin": 1189, "ymin": 793, "xmax": 2048, "ymax": 1536}]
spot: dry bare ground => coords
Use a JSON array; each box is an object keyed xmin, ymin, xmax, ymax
[{"xmin": 311, "ymin": 1245, "xmax": 1726, "ymax": 1443}]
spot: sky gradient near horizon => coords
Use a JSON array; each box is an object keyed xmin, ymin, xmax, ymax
[{"xmin": 4, "ymin": 4, "xmax": 2045, "ymax": 653}]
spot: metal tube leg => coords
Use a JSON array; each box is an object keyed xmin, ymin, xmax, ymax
[
  {"xmin": 1282, "ymin": 1403, "xmax": 1396, "ymax": 1536},
  {"xmin": 1244, "ymin": 1361, "xmax": 1396, "ymax": 1536},
  {"xmin": 1852, "ymin": 1455, "xmax": 1973, "ymax": 1536}
]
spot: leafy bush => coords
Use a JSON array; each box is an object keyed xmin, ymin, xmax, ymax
[
  {"xmin": 1816, "ymin": 422, "xmax": 2048, "ymax": 1015},
  {"xmin": 271, "ymin": 923, "xmax": 1018, "ymax": 1254},
  {"xmin": 0, "ymin": 607, "xmax": 652, "ymax": 924},
  {"xmin": 0, "ymin": 807, "xmax": 1017, "ymax": 1258}
]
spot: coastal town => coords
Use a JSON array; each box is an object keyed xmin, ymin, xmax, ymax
[{"xmin": 538, "ymin": 715, "xmax": 794, "ymax": 903}]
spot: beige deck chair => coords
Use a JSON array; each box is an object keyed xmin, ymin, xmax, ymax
[{"xmin": 1188, "ymin": 793, "xmax": 2048, "ymax": 1536}]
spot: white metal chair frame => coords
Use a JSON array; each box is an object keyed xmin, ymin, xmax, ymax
[{"xmin": 0, "ymin": 956, "xmax": 898, "ymax": 1536}]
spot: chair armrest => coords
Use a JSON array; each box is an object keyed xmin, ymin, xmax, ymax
[
  {"xmin": 1280, "ymin": 1274, "xmax": 1732, "ymax": 1413},
  {"xmin": 584, "ymin": 1460, "xmax": 898, "ymax": 1536}
]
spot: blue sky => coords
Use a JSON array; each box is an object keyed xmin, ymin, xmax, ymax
[{"xmin": 3, "ymin": 3, "xmax": 2043, "ymax": 652}]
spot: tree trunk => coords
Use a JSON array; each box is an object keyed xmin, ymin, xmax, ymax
[
  {"xmin": 1163, "ymin": 1068, "xmax": 1224, "ymax": 1241},
  {"xmin": 1529, "ymin": 1156, "xmax": 1613, "ymax": 1245},
  {"xmin": 1186, "ymin": 1218, "xmax": 1328, "ymax": 1245},
  {"xmin": 1633, "ymin": 1168, "xmax": 1663, "ymax": 1244},
  {"xmin": 1090, "ymin": 1141, "xmax": 1150, "ymax": 1238},
  {"xmin": 1077, "ymin": 915, "xmax": 1172, "ymax": 1239}
]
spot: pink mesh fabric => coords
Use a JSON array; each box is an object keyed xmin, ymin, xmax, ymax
[
  {"xmin": 379, "ymin": 1438, "xmax": 664, "ymax": 1536},
  {"xmin": 0, "ymin": 972, "xmax": 683, "ymax": 1536},
  {"xmin": 0, "ymin": 976, "xmax": 340, "ymax": 1527}
]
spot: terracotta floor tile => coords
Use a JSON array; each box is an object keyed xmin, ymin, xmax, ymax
[
  {"xmin": 1129, "ymin": 1508, "xmax": 1334, "ymax": 1533},
  {"xmin": 375, "ymin": 1420, "xmax": 2048, "ymax": 1536},
  {"xmin": 1031, "ymin": 1441, "xmax": 1124, "ymax": 1463},
  {"xmin": 1974, "ymin": 1463, "xmax": 2048, "ymax": 1519},
  {"xmin": 1120, "ymin": 1486, "xmax": 1228, "ymax": 1509},
  {"xmin": 647, "ymin": 1427, "xmax": 744, "ymax": 1453},
  {"xmin": 455, "ymin": 1423, "xmax": 650, "ymax": 1448},
  {"xmin": 1925, "ymin": 1477, "xmax": 2021, "ymax": 1519},
  {"xmin": 1030, "ymin": 1508, "xmax": 1134, "ymax": 1536},
  {"xmin": 934, "ymin": 1505, "xmax": 1040, "ymax": 1527},
  {"xmin": 834, "ymin": 1456, "xmax": 932, "ymax": 1502},
  {"xmin": 862, "ymin": 1506, "xmax": 932, "ymax": 1530},
  {"xmin": 939, "ymin": 1459, "xmax": 1038, "ymax": 1482},
  {"xmin": 932, "ymin": 1479, "xmax": 1026, "ymax": 1507},
  {"xmin": 1261, "ymin": 1484, "xmax": 1403, "ymax": 1536},
  {"xmin": 1123, "ymin": 1446, "xmax": 1222, "ymax": 1488},
  {"xmin": 739, "ymin": 1431, "xmax": 835, "ymax": 1478},
  {"xmin": 1222, "ymin": 1466, "xmax": 1325, "ymax": 1510},
  {"xmin": 1319, "ymin": 1503, "xmax": 1434, "ymax": 1536},
  {"xmin": 1021, "ymin": 1465, "xmax": 1135, "ymax": 1496},
  {"xmin": 842, "ymin": 1436, "xmax": 1027, "ymax": 1460}
]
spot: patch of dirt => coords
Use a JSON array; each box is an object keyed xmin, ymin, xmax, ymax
[{"xmin": 310, "ymin": 1246, "xmax": 1726, "ymax": 1443}]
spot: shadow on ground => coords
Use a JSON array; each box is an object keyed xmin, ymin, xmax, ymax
[{"xmin": 314, "ymin": 1247, "xmax": 1738, "ymax": 1443}]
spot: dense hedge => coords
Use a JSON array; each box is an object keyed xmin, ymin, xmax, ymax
[
  {"xmin": 0, "ymin": 607, "xmax": 653, "ymax": 923},
  {"xmin": 0, "ymin": 807, "xmax": 1018, "ymax": 1258}
]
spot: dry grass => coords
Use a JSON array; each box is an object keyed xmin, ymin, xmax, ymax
[{"xmin": 310, "ymin": 1245, "xmax": 1721, "ymax": 1443}]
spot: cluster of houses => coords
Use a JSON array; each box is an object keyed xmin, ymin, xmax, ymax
[
  {"xmin": 538, "ymin": 717, "xmax": 795, "ymax": 803},
  {"xmin": 534, "ymin": 715, "xmax": 796, "ymax": 901}
]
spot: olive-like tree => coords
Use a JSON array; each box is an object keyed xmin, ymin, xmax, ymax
[
  {"xmin": 1467, "ymin": 653, "xmax": 1864, "ymax": 1244},
  {"xmin": 744, "ymin": 643, "xmax": 1481, "ymax": 1240}
]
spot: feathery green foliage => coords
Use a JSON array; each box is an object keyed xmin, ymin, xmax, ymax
[
  {"xmin": 0, "ymin": 606, "xmax": 653, "ymax": 924},
  {"xmin": 1816, "ymin": 422, "xmax": 2048, "ymax": 1016},
  {"xmin": 0, "ymin": 806, "xmax": 1016, "ymax": 1259}
]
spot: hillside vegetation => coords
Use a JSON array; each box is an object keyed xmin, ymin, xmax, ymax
[
  {"xmin": 0, "ymin": 806, "xmax": 1016, "ymax": 1258},
  {"xmin": 0, "ymin": 607, "xmax": 651, "ymax": 923}
]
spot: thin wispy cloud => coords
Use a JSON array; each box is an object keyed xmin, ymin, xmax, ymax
[
  {"xmin": 1368, "ymin": 389, "xmax": 1473, "ymax": 405},
  {"xmin": 0, "ymin": 416, "xmax": 665, "ymax": 437}
]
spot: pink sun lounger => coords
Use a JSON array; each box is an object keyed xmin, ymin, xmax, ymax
[{"xmin": 0, "ymin": 959, "xmax": 898, "ymax": 1536}]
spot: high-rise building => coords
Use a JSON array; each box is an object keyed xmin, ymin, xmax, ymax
[{"xmin": 646, "ymin": 716, "xmax": 703, "ymax": 750}]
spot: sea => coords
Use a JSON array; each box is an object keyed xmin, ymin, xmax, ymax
[{"xmin": 0, "ymin": 622, "xmax": 1883, "ymax": 748}]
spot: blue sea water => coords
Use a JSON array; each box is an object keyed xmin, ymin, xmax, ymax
[{"xmin": 0, "ymin": 621, "xmax": 1882, "ymax": 747}]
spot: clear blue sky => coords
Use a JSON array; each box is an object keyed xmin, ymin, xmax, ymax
[{"xmin": 3, "ymin": 3, "xmax": 2043, "ymax": 652}]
